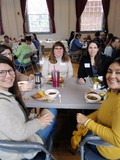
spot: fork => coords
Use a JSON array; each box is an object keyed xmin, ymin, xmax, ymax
[{"xmin": 58, "ymin": 93, "xmax": 62, "ymax": 103}]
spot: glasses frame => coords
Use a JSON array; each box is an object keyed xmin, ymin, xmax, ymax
[{"xmin": 0, "ymin": 69, "xmax": 15, "ymax": 77}]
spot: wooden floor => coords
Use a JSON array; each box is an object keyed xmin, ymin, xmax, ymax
[{"xmin": 52, "ymin": 147, "xmax": 80, "ymax": 160}]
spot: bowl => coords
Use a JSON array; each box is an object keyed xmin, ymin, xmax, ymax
[
  {"xmin": 85, "ymin": 93, "xmax": 101, "ymax": 103},
  {"xmin": 18, "ymin": 81, "xmax": 35, "ymax": 92},
  {"xmin": 44, "ymin": 89, "xmax": 59, "ymax": 100}
]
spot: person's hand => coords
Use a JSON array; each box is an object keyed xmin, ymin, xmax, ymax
[
  {"xmin": 28, "ymin": 74, "xmax": 35, "ymax": 80},
  {"xmin": 41, "ymin": 109, "xmax": 54, "ymax": 120},
  {"xmin": 76, "ymin": 113, "xmax": 88, "ymax": 125},
  {"xmin": 76, "ymin": 123, "xmax": 82, "ymax": 130},
  {"xmin": 78, "ymin": 78, "xmax": 86, "ymax": 84},
  {"xmin": 37, "ymin": 113, "xmax": 53, "ymax": 129}
]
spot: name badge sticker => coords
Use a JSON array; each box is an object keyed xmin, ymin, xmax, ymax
[
  {"xmin": 60, "ymin": 62, "xmax": 66, "ymax": 66},
  {"xmin": 84, "ymin": 63, "xmax": 90, "ymax": 68}
]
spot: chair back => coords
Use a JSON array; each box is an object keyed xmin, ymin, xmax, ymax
[
  {"xmin": 21, "ymin": 52, "xmax": 33, "ymax": 64},
  {"xmin": 80, "ymin": 135, "xmax": 112, "ymax": 160},
  {"xmin": 0, "ymin": 140, "xmax": 55, "ymax": 160},
  {"xmin": 38, "ymin": 45, "xmax": 45, "ymax": 59},
  {"xmin": 16, "ymin": 52, "xmax": 35, "ymax": 73}
]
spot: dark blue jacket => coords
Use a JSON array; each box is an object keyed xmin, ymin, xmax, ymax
[
  {"xmin": 77, "ymin": 54, "xmax": 108, "ymax": 79},
  {"xmin": 70, "ymin": 38, "xmax": 83, "ymax": 52}
]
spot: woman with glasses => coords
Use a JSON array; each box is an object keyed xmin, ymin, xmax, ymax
[
  {"xmin": 0, "ymin": 45, "xmax": 34, "ymax": 81},
  {"xmin": 0, "ymin": 55, "xmax": 57, "ymax": 160},
  {"xmin": 41, "ymin": 41, "xmax": 73, "ymax": 78}
]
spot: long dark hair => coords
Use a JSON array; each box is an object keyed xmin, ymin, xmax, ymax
[
  {"xmin": 0, "ymin": 55, "xmax": 29, "ymax": 118},
  {"xmin": 32, "ymin": 33, "xmax": 39, "ymax": 41},
  {"xmin": 0, "ymin": 44, "xmax": 12, "ymax": 54},
  {"xmin": 87, "ymin": 40, "xmax": 102, "ymax": 68}
]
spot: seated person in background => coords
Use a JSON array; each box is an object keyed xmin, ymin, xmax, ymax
[
  {"xmin": 41, "ymin": 41, "xmax": 73, "ymax": 78},
  {"xmin": 105, "ymin": 32, "xmax": 114, "ymax": 46},
  {"xmin": 13, "ymin": 38, "xmax": 32, "ymax": 66},
  {"xmin": 31, "ymin": 33, "xmax": 40, "ymax": 49},
  {"xmin": 93, "ymin": 31, "xmax": 105, "ymax": 53},
  {"xmin": 67, "ymin": 31, "xmax": 75, "ymax": 49},
  {"xmin": 77, "ymin": 40, "xmax": 108, "ymax": 84},
  {"xmin": 112, "ymin": 40, "xmax": 120, "ymax": 60},
  {"xmin": 0, "ymin": 55, "xmax": 57, "ymax": 160},
  {"xmin": 69, "ymin": 33, "xmax": 83, "ymax": 56},
  {"xmin": 3, "ymin": 35, "xmax": 13, "ymax": 49},
  {"xmin": 25, "ymin": 36, "xmax": 37, "ymax": 52},
  {"xmin": 76, "ymin": 58, "xmax": 120, "ymax": 160},
  {"xmin": 86, "ymin": 34, "xmax": 91, "ymax": 41},
  {"xmin": 100, "ymin": 31, "xmax": 107, "ymax": 44},
  {"xmin": 104, "ymin": 36, "xmax": 119, "ymax": 57},
  {"xmin": 0, "ymin": 44, "xmax": 34, "ymax": 81}
]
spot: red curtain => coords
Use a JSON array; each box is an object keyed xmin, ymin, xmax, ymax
[
  {"xmin": 0, "ymin": 0, "xmax": 4, "ymax": 34},
  {"xmin": 102, "ymin": 0, "xmax": 110, "ymax": 33},
  {"xmin": 75, "ymin": 0, "xmax": 87, "ymax": 32},
  {"xmin": 46, "ymin": 0, "xmax": 56, "ymax": 33},
  {"xmin": 20, "ymin": 0, "xmax": 26, "ymax": 33}
]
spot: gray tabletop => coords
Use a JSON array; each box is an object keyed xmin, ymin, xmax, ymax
[{"xmin": 23, "ymin": 77, "xmax": 101, "ymax": 110}]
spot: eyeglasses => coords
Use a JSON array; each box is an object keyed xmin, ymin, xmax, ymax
[
  {"xmin": 1, "ymin": 52, "xmax": 12, "ymax": 57},
  {"xmin": 0, "ymin": 69, "xmax": 15, "ymax": 77},
  {"xmin": 54, "ymin": 47, "xmax": 63, "ymax": 50}
]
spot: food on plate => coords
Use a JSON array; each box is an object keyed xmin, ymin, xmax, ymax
[
  {"xmin": 87, "ymin": 95, "xmax": 98, "ymax": 100},
  {"xmin": 59, "ymin": 77, "xmax": 64, "ymax": 83},
  {"xmin": 31, "ymin": 89, "xmax": 59, "ymax": 102},
  {"xmin": 86, "ymin": 91, "xmax": 98, "ymax": 94},
  {"xmin": 86, "ymin": 90, "xmax": 106, "ymax": 100},
  {"xmin": 31, "ymin": 91, "xmax": 46, "ymax": 99},
  {"xmin": 48, "ymin": 92, "xmax": 56, "ymax": 95},
  {"xmin": 44, "ymin": 89, "xmax": 59, "ymax": 100},
  {"xmin": 85, "ymin": 93, "xmax": 101, "ymax": 102},
  {"xmin": 18, "ymin": 81, "xmax": 35, "ymax": 92},
  {"xmin": 47, "ymin": 76, "xmax": 64, "ymax": 83}
]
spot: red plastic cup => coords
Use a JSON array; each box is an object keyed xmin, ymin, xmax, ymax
[{"xmin": 51, "ymin": 71, "xmax": 59, "ymax": 87}]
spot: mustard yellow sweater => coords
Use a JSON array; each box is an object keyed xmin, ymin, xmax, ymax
[{"xmin": 86, "ymin": 91, "xmax": 120, "ymax": 160}]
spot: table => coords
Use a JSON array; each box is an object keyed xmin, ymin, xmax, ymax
[{"xmin": 23, "ymin": 78, "xmax": 100, "ymax": 110}]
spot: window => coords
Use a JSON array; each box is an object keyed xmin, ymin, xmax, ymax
[
  {"xmin": 26, "ymin": 0, "xmax": 50, "ymax": 33},
  {"xmin": 81, "ymin": 0, "xmax": 104, "ymax": 31}
]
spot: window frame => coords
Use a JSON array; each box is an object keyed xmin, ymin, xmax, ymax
[
  {"xmin": 26, "ymin": 0, "xmax": 51, "ymax": 34},
  {"xmin": 80, "ymin": 0, "xmax": 105, "ymax": 33}
]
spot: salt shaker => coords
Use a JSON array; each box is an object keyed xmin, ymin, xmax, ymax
[{"xmin": 34, "ymin": 72, "xmax": 42, "ymax": 89}]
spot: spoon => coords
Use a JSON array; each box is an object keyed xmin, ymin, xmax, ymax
[{"xmin": 58, "ymin": 93, "xmax": 62, "ymax": 103}]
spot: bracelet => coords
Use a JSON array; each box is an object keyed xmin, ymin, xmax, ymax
[{"xmin": 84, "ymin": 119, "xmax": 91, "ymax": 127}]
